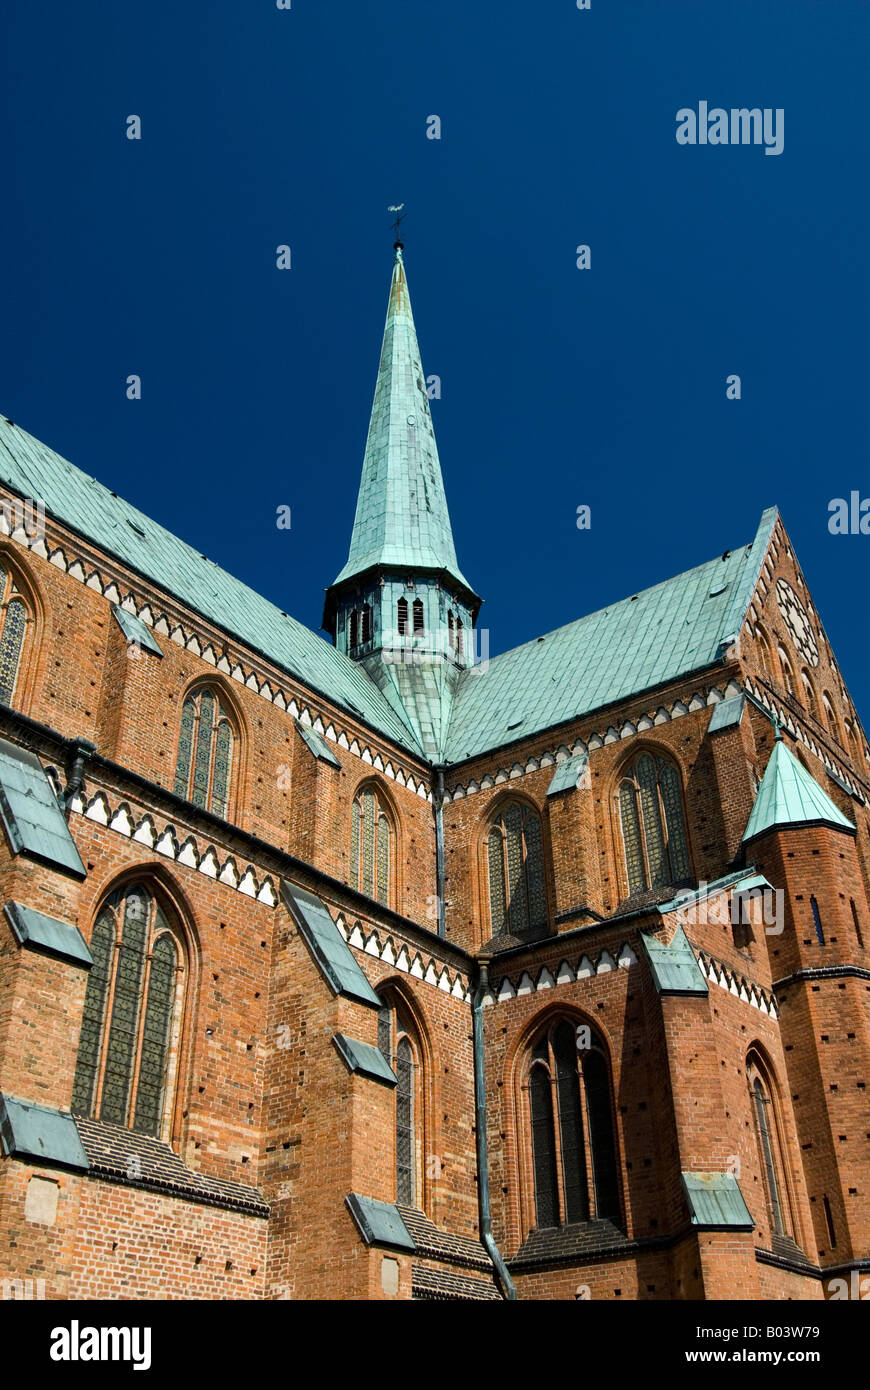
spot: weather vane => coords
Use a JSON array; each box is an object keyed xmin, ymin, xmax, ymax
[{"xmin": 388, "ymin": 203, "xmax": 406, "ymax": 245}]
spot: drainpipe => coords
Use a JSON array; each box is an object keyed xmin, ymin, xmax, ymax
[
  {"xmin": 472, "ymin": 956, "xmax": 517, "ymax": 1300},
  {"xmin": 433, "ymin": 765, "xmax": 446, "ymax": 939},
  {"xmin": 62, "ymin": 737, "xmax": 96, "ymax": 816}
]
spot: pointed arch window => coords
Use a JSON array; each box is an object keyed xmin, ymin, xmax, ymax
[
  {"xmin": 71, "ymin": 885, "xmax": 186, "ymax": 1139},
  {"xmin": 618, "ymin": 752, "xmax": 690, "ymax": 895},
  {"xmin": 526, "ymin": 1020, "xmax": 620, "ymax": 1230},
  {"xmin": 487, "ymin": 801, "xmax": 547, "ymax": 937},
  {"xmin": 173, "ymin": 688, "xmax": 235, "ymax": 817},
  {"xmin": 397, "ymin": 597, "xmax": 408, "ymax": 636},
  {"xmin": 801, "ymin": 671, "xmax": 818, "ymax": 717},
  {"xmin": 360, "ymin": 603, "xmax": 372, "ymax": 644},
  {"xmin": 349, "ymin": 609, "xmax": 359, "ymax": 649},
  {"xmin": 755, "ymin": 626, "xmax": 773, "ymax": 681},
  {"xmin": 747, "ymin": 1053, "xmax": 790, "ymax": 1241},
  {"xmin": 377, "ymin": 994, "xmax": 421, "ymax": 1207},
  {"xmin": 412, "ymin": 597, "xmax": 425, "ymax": 634},
  {"xmin": 447, "ymin": 610, "xmax": 455, "ymax": 649},
  {"xmin": 0, "ymin": 561, "xmax": 29, "ymax": 707},
  {"xmin": 777, "ymin": 647, "xmax": 795, "ymax": 697},
  {"xmin": 822, "ymin": 692, "xmax": 839, "ymax": 741},
  {"xmin": 351, "ymin": 784, "xmax": 393, "ymax": 906}
]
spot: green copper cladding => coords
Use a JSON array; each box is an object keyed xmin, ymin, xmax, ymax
[
  {"xmin": 0, "ymin": 414, "xmax": 423, "ymax": 757},
  {"xmin": 742, "ymin": 736, "xmax": 854, "ymax": 844},
  {"xmin": 444, "ymin": 509, "xmax": 780, "ymax": 763},
  {"xmin": 329, "ymin": 247, "xmax": 476, "ymax": 600}
]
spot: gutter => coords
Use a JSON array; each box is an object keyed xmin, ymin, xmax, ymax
[{"xmin": 471, "ymin": 958, "xmax": 516, "ymax": 1300}]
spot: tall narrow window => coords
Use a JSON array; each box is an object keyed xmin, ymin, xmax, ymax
[
  {"xmin": 747, "ymin": 1053, "xmax": 790, "ymax": 1241},
  {"xmin": 377, "ymin": 994, "xmax": 421, "ymax": 1209},
  {"xmin": 0, "ymin": 563, "xmax": 28, "ymax": 707},
  {"xmin": 778, "ymin": 647, "xmax": 795, "ymax": 697},
  {"xmin": 618, "ymin": 752, "xmax": 690, "ymax": 895},
  {"xmin": 174, "ymin": 688, "xmax": 235, "ymax": 817},
  {"xmin": 72, "ymin": 885, "xmax": 185, "ymax": 1138},
  {"xmin": 487, "ymin": 801, "xmax": 547, "ymax": 937},
  {"xmin": 349, "ymin": 609, "xmax": 359, "ymax": 649},
  {"xmin": 526, "ymin": 1021, "xmax": 620, "ymax": 1231},
  {"xmin": 447, "ymin": 611, "xmax": 455, "ymax": 649},
  {"xmin": 397, "ymin": 597, "xmax": 408, "ymax": 635},
  {"xmin": 755, "ymin": 626, "xmax": 773, "ymax": 681},
  {"xmin": 850, "ymin": 899, "xmax": 864, "ymax": 950},
  {"xmin": 413, "ymin": 598, "xmax": 424, "ymax": 634},
  {"xmin": 350, "ymin": 785, "xmax": 393, "ymax": 906},
  {"xmin": 801, "ymin": 672, "xmax": 817, "ymax": 718},
  {"xmin": 456, "ymin": 617, "xmax": 464, "ymax": 659},
  {"xmin": 810, "ymin": 895, "xmax": 825, "ymax": 946},
  {"xmin": 360, "ymin": 603, "xmax": 372, "ymax": 644}
]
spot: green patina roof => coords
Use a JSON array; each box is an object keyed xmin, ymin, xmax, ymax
[
  {"xmin": 681, "ymin": 1172, "xmax": 754, "ymax": 1230},
  {"xmin": 743, "ymin": 736, "xmax": 854, "ymax": 843},
  {"xmin": 345, "ymin": 1192, "xmax": 416, "ymax": 1252},
  {"xmin": 639, "ymin": 924, "xmax": 708, "ymax": 995},
  {"xmin": 281, "ymin": 880, "xmax": 381, "ymax": 1008},
  {"xmin": 332, "ymin": 1033, "xmax": 397, "ymax": 1086},
  {"xmin": 0, "ymin": 736, "xmax": 86, "ymax": 879},
  {"xmin": 0, "ymin": 1094, "xmax": 90, "ymax": 1172},
  {"xmin": 445, "ymin": 509, "xmax": 778, "ymax": 763},
  {"xmin": 330, "ymin": 248, "xmax": 474, "ymax": 596},
  {"xmin": 4, "ymin": 900, "xmax": 93, "ymax": 968},
  {"xmin": 0, "ymin": 415, "xmax": 423, "ymax": 757}
]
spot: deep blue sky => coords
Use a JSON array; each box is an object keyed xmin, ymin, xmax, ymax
[{"xmin": 2, "ymin": 2, "xmax": 868, "ymax": 719}]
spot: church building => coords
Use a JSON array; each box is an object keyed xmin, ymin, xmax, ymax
[{"xmin": 0, "ymin": 243, "xmax": 867, "ymax": 1300}]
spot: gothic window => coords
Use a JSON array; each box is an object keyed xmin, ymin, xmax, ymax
[
  {"xmin": 360, "ymin": 603, "xmax": 372, "ymax": 644},
  {"xmin": 526, "ymin": 1020, "xmax": 620, "ymax": 1230},
  {"xmin": 413, "ymin": 598, "xmax": 424, "ymax": 634},
  {"xmin": 349, "ymin": 609, "xmax": 359, "ymax": 649},
  {"xmin": 377, "ymin": 994, "xmax": 421, "ymax": 1208},
  {"xmin": 777, "ymin": 647, "xmax": 795, "ymax": 697},
  {"xmin": 801, "ymin": 671, "xmax": 817, "ymax": 717},
  {"xmin": 456, "ymin": 617, "xmax": 464, "ymax": 659},
  {"xmin": 0, "ymin": 562, "xmax": 29, "ymax": 706},
  {"xmin": 71, "ymin": 885, "xmax": 186, "ymax": 1139},
  {"xmin": 351, "ymin": 784, "xmax": 393, "ymax": 906},
  {"xmin": 754, "ymin": 626, "xmax": 773, "ymax": 680},
  {"xmin": 447, "ymin": 610, "xmax": 455, "ymax": 648},
  {"xmin": 844, "ymin": 720, "xmax": 859, "ymax": 760},
  {"xmin": 397, "ymin": 597, "xmax": 408, "ymax": 635},
  {"xmin": 487, "ymin": 801, "xmax": 548, "ymax": 937},
  {"xmin": 173, "ymin": 688, "xmax": 235, "ymax": 817},
  {"xmin": 747, "ymin": 1053, "xmax": 789, "ymax": 1240},
  {"xmin": 618, "ymin": 752, "xmax": 691, "ymax": 895}
]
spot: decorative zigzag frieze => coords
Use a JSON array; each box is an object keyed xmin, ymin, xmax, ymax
[
  {"xmin": 696, "ymin": 950, "xmax": 778, "ymax": 1018},
  {"xmin": 445, "ymin": 684, "xmax": 744, "ymax": 802},
  {"xmin": 0, "ymin": 503, "xmax": 430, "ymax": 800},
  {"xmin": 335, "ymin": 914, "xmax": 471, "ymax": 1002}
]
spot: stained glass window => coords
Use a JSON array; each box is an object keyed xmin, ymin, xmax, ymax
[
  {"xmin": 619, "ymin": 753, "xmax": 690, "ymax": 895},
  {"xmin": 351, "ymin": 786, "xmax": 393, "ymax": 906},
  {"xmin": 396, "ymin": 1035, "xmax": 415, "ymax": 1205},
  {"xmin": 487, "ymin": 802, "xmax": 547, "ymax": 937},
  {"xmin": 71, "ymin": 886, "xmax": 185, "ymax": 1139},
  {"xmin": 527, "ymin": 1022, "xmax": 620, "ymax": 1231},
  {"xmin": 0, "ymin": 563, "xmax": 28, "ymax": 707},
  {"xmin": 173, "ymin": 689, "xmax": 234, "ymax": 817},
  {"xmin": 70, "ymin": 909, "xmax": 116, "ymax": 1116}
]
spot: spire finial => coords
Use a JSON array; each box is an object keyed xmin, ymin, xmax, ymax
[{"xmin": 387, "ymin": 203, "xmax": 406, "ymax": 252}]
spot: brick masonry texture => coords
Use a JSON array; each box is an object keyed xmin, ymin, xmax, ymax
[{"xmin": 0, "ymin": 508, "xmax": 868, "ymax": 1301}]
